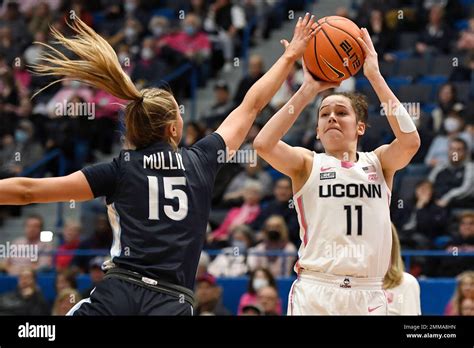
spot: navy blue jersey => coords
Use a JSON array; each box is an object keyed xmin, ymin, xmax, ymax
[{"xmin": 81, "ymin": 133, "xmax": 226, "ymax": 290}]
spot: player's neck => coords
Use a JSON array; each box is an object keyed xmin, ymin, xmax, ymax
[{"xmin": 325, "ymin": 149, "xmax": 358, "ymax": 163}]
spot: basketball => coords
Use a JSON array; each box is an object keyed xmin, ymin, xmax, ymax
[{"xmin": 303, "ymin": 16, "xmax": 364, "ymax": 82}]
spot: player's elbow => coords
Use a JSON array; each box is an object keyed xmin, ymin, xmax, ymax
[
  {"xmin": 21, "ymin": 179, "xmax": 35, "ymax": 205},
  {"xmin": 253, "ymin": 137, "xmax": 268, "ymax": 154},
  {"xmin": 409, "ymin": 132, "xmax": 421, "ymax": 152}
]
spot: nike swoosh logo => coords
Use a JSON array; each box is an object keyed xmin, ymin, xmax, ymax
[
  {"xmin": 368, "ymin": 305, "xmax": 383, "ymax": 313},
  {"xmin": 320, "ymin": 56, "xmax": 345, "ymax": 79},
  {"xmin": 320, "ymin": 166, "xmax": 334, "ymax": 172}
]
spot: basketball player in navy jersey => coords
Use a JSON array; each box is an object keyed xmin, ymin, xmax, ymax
[{"xmin": 0, "ymin": 14, "xmax": 325, "ymax": 315}]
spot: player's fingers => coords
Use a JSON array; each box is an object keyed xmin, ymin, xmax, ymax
[
  {"xmin": 362, "ymin": 28, "xmax": 376, "ymax": 51},
  {"xmin": 302, "ymin": 12, "xmax": 310, "ymax": 26},
  {"xmin": 280, "ymin": 39, "xmax": 290, "ymax": 49},
  {"xmin": 307, "ymin": 14, "xmax": 315, "ymax": 29},
  {"xmin": 357, "ymin": 36, "xmax": 371, "ymax": 56}
]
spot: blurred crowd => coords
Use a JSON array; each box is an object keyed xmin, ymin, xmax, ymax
[{"xmin": 0, "ymin": 0, "xmax": 473, "ymax": 316}]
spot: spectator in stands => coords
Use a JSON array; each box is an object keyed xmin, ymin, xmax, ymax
[
  {"xmin": 251, "ymin": 177, "xmax": 299, "ymax": 247},
  {"xmin": 449, "ymin": 51, "xmax": 474, "ymax": 88},
  {"xmin": 256, "ymin": 285, "xmax": 281, "ymax": 316},
  {"xmin": 182, "ymin": 121, "xmax": 206, "ymax": 147},
  {"xmin": 237, "ymin": 267, "xmax": 282, "ymax": 315},
  {"xmin": 431, "ymin": 83, "xmax": 465, "ymax": 134},
  {"xmin": 27, "ymin": 2, "xmax": 52, "ymax": 37},
  {"xmin": 46, "ymin": 80, "xmax": 94, "ymax": 118},
  {"xmin": 204, "ymin": 0, "xmax": 246, "ymax": 72},
  {"xmin": 428, "ymin": 138, "xmax": 474, "ymax": 208},
  {"xmin": 0, "ymin": 120, "xmax": 43, "ymax": 178},
  {"xmin": 90, "ymin": 88, "xmax": 124, "ymax": 154},
  {"xmin": 99, "ymin": 2, "xmax": 125, "ymax": 40},
  {"xmin": 81, "ymin": 256, "xmax": 106, "ymax": 298},
  {"xmin": 239, "ymin": 303, "xmax": 263, "ymax": 315},
  {"xmin": 24, "ymin": 31, "xmax": 48, "ymax": 66},
  {"xmin": 201, "ymin": 80, "xmax": 234, "ymax": 127},
  {"xmin": 52, "ymin": 288, "xmax": 82, "ymax": 316},
  {"xmin": 208, "ymin": 180, "xmax": 262, "ymax": 246},
  {"xmin": 384, "ymin": 224, "xmax": 421, "ymax": 315},
  {"xmin": 269, "ymin": 62, "xmax": 303, "ymax": 111},
  {"xmin": 400, "ymin": 180, "xmax": 448, "ymax": 249},
  {"xmin": 457, "ymin": 16, "xmax": 474, "ymax": 51},
  {"xmin": 0, "ymin": 2, "xmax": 29, "ymax": 52},
  {"xmin": 223, "ymin": 158, "xmax": 272, "ymax": 204},
  {"xmin": 208, "ymin": 224, "xmax": 254, "ymax": 277},
  {"xmin": 247, "ymin": 215, "xmax": 297, "ymax": 277},
  {"xmin": 161, "ymin": 14, "xmax": 211, "ymax": 64},
  {"xmin": 6, "ymin": 214, "xmax": 54, "ymax": 276},
  {"xmin": 367, "ymin": 9, "xmax": 396, "ymax": 62},
  {"xmin": 0, "ymin": 267, "xmax": 49, "ymax": 315},
  {"xmin": 233, "ymin": 54, "xmax": 265, "ymax": 105},
  {"xmin": 123, "ymin": 0, "xmax": 150, "ymax": 29},
  {"xmin": 416, "ymin": 5, "xmax": 453, "ymax": 55},
  {"xmin": 437, "ymin": 212, "xmax": 474, "ymax": 276},
  {"xmin": 131, "ymin": 37, "xmax": 168, "ymax": 89},
  {"xmin": 195, "ymin": 273, "xmax": 232, "ymax": 315},
  {"xmin": 55, "ymin": 269, "xmax": 78, "ymax": 294},
  {"xmin": 444, "ymin": 270, "xmax": 473, "ymax": 315},
  {"xmin": 55, "ymin": 220, "xmax": 81, "ymax": 271},
  {"xmin": 460, "ymin": 298, "xmax": 474, "ymax": 315},
  {"xmin": 189, "ymin": 0, "xmax": 208, "ymax": 18},
  {"xmin": 446, "ymin": 212, "xmax": 474, "ymax": 251},
  {"xmin": 71, "ymin": 214, "xmax": 112, "ymax": 273},
  {"xmin": 425, "ymin": 113, "xmax": 471, "ymax": 167}
]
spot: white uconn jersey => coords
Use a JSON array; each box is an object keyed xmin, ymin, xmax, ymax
[{"xmin": 293, "ymin": 152, "xmax": 392, "ymax": 278}]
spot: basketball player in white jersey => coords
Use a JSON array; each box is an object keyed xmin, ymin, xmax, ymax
[{"xmin": 253, "ymin": 28, "xmax": 421, "ymax": 315}]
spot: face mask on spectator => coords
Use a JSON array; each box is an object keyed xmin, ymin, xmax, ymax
[
  {"xmin": 184, "ymin": 25, "xmax": 196, "ymax": 36},
  {"xmin": 231, "ymin": 240, "xmax": 247, "ymax": 253},
  {"xmin": 267, "ymin": 230, "xmax": 281, "ymax": 242},
  {"xmin": 141, "ymin": 48, "xmax": 154, "ymax": 60},
  {"xmin": 444, "ymin": 117, "xmax": 461, "ymax": 133},
  {"xmin": 15, "ymin": 130, "xmax": 28, "ymax": 144},
  {"xmin": 252, "ymin": 278, "xmax": 268, "ymax": 291},
  {"xmin": 152, "ymin": 26, "xmax": 164, "ymax": 37},
  {"xmin": 124, "ymin": 2, "xmax": 137, "ymax": 13},
  {"xmin": 124, "ymin": 27, "xmax": 137, "ymax": 40},
  {"xmin": 70, "ymin": 80, "xmax": 81, "ymax": 89},
  {"xmin": 118, "ymin": 53, "xmax": 128, "ymax": 64}
]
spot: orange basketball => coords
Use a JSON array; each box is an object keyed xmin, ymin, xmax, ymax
[{"xmin": 303, "ymin": 16, "xmax": 364, "ymax": 82}]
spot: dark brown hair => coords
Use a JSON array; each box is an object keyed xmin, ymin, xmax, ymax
[{"xmin": 320, "ymin": 91, "xmax": 369, "ymax": 125}]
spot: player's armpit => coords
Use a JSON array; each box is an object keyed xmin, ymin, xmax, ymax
[
  {"xmin": 255, "ymin": 141, "xmax": 311, "ymax": 179},
  {"xmin": 374, "ymin": 139, "xmax": 419, "ymax": 172}
]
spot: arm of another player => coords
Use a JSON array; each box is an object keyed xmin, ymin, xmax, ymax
[
  {"xmin": 253, "ymin": 60, "xmax": 339, "ymax": 178},
  {"xmin": 0, "ymin": 171, "xmax": 94, "ymax": 205},
  {"xmin": 215, "ymin": 13, "xmax": 316, "ymax": 155},
  {"xmin": 357, "ymin": 28, "xmax": 421, "ymax": 173}
]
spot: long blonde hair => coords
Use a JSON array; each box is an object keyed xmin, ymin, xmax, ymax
[
  {"xmin": 383, "ymin": 223, "xmax": 405, "ymax": 290},
  {"xmin": 32, "ymin": 17, "xmax": 178, "ymax": 149},
  {"xmin": 449, "ymin": 271, "xmax": 474, "ymax": 315}
]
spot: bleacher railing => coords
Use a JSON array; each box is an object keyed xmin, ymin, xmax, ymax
[{"xmin": 37, "ymin": 249, "xmax": 474, "ymax": 277}]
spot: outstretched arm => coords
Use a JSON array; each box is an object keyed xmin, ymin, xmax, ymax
[
  {"xmin": 253, "ymin": 61, "xmax": 339, "ymax": 178},
  {"xmin": 215, "ymin": 13, "xmax": 316, "ymax": 155},
  {"xmin": 0, "ymin": 171, "xmax": 93, "ymax": 205},
  {"xmin": 358, "ymin": 28, "xmax": 421, "ymax": 174}
]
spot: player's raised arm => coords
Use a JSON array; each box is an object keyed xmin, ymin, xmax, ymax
[
  {"xmin": 215, "ymin": 13, "xmax": 317, "ymax": 155},
  {"xmin": 357, "ymin": 28, "xmax": 421, "ymax": 173},
  {"xmin": 253, "ymin": 60, "xmax": 339, "ymax": 178},
  {"xmin": 0, "ymin": 171, "xmax": 94, "ymax": 205}
]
